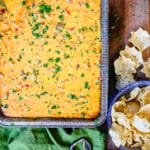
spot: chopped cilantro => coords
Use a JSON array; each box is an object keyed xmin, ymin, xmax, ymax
[
  {"xmin": 55, "ymin": 57, "xmax": 61, "ymax": 63},
  {"xmin": 12, "ymin": 89, "xmax": 17, "ymax": 93},
  {"xmin": 51, "ymin": 105, "xmax": 57, "ymax": 109},
  {"xmin": 43, "ymin": 63, "xmax": 48, "ymax": 68},
  {"xmin": 17, "ymin": 54, "xmax": 22, "ymax": 61},
  {"xmin": 55, "ymin": 65, "xmax": 61, "ymax": 73},
  {"xmin": 28, "ymin": 60, "xmax": 32, "ymax": 63},
  {"xmin": 58, "ymin": 112, "xmax": 61, "ymax": 115},
  {"xmin": 64, "ymin": 32, "xmax": 71, "ymax": 39},
  {"xmin": 8, "ymin": 57, "xmax": 13, "ymax": 61},
  {"xmin": 21, "ymin": 0, "xmax": 26, "ymax": 6},
  {"xmin": 0, "ymin": 34, "xmax": 3, "ymax": 38},
  {"xmin": 48, "ymin": 110, "xmax": 51, "ymax": 114},
  {"xmin": 68, "ymin": 73, "xmax": 73, "ymax": 77},
  {"xmin": 32, "ymin": 32, "xmax": 43, "ymax": 39},
  {"xmin": 55, "ymin": 50, "xmax": 60, "ymax": 54},
  {"xmin": 2, "ymin": 104, "xmax": 8, "ymax": 109},
  {"xmin": 33, "ymin": 23, "xmax": 41, "ymax": 31},
  {"xmin": 81, "ymin": 73, "xmax": 85, "ymax": 77},
  {"xmin": 31, "ymin": 41, "xmax": 35, "ymax": 45},
  {"xmin": 40, "ymin": 91, "xmax": 48, "ymax": 96},
  {"xmin": 58, "ymin": 15, "xmax": 64, "ymax": 21},
  {"xmin": 22, "ymin": 76, "xmax": 27, "ymax": 81},
  {"xmin": 64, "ymin": 54, "xmax": 70, "ymax": 59},
  {"xmin": 44, "ymin": 41, "xmax": 48, "ymax": 45},
  {"xmin": 14, "ymin": 35, "xmax": 18, "ymax": 39},
  {"xmin": 33, "ymin": 69, "xmax": 39, "ymax": 76},
  {"xmin": 69, "ymin": 94, "xmax": 78, "ymax": 100},
  {"xmin": 85, "ymin": 2, "xmax": 90, "ymax": 8},
  {"xmin": 43, "ymin": 25, "xmax": 49, "ymax": 34},
  {"xmin": 84, "ymin": 82, "xmax": 90, "ymax": 89},
  {"xmin": 18, "ymin": 96, "xmax": 23, "ymax": 100},
  {"xmin": 39, "ymin": 3, "xmax": 51, "ymax": 13},
  {"xmin": 56, "ymin": 6, "xmax": 60, "ymax": 10},
  {"xmin": 48, "ymin": 58, "xmax": 54, "ymax": 62}
]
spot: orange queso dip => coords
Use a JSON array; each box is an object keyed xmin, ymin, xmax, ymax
[{"xmin": 0, "ymin": 0, "xmax": 101, "ymax": 118}]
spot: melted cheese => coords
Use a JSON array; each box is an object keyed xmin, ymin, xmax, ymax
[{"xmin": 0, "ymin": 0, "xmax": 101, "ymax": 118}]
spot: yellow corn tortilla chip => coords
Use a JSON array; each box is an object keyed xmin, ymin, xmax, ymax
[
  {"xmin": 142, "ymin": 143, "xmax": 150, "ymax": 150},
  {"xmin": 126, "ymin": 101, "xmax": 141, "ymax": 114},
  {"xmin": 111, "ymin": 112, "xmax": 131, "ymax": 129},
  {"xmin": 132, "ymin": 115, "xmax": 150, "ymax": 133},
  {"xmin": 137, "ymin": 86, "xmax": 150, "ymax": 106},
  {"xmin": 141, "ymin": 59, "xmax": 150, "ymax": 78},
  {"xmin": 109, "ymin": 123, "xmax": 131, "ymax": 147},
  {"xmin": 129, "ymin": 28, "xmax": 150, "ymax": 51},
  {"xmin": 137, "ymin": 104, "xmax": 150, "ymax": 122},
  {"xmin": 120, "ymin": 46, "xmax": 143, "ymax": 67},
  {"xmin": 128, "ymin": 87, "xmax": 141, "ymax": 101},
  {"xmin": 116, "ymin": 75, "xmax": 135, "ymax": 90},
  {"xmin": 114, "ymin": 56, "xmax": 137, "ymax": 76}
]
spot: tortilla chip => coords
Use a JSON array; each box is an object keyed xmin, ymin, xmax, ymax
[
  {"xmin": 114, "ymin": 56, "xmax": 137, "ymax": 76},
  {"xmin": 126, "ymin": 101, "xmax": 141, "ymax": 114},
  {"xmin": 137, "ymin": 87, "xmax": 150, "ymax": 106},
  {"xmin": 129, "ymin": 28, "xmax": 150, "ymax": 51},
  {"xmin": 120, "ymin": 46, "xmax": 143, "ymax": 67},
  {"xmin": 112, "ymin": 100, "xmax": 127, "ymax": 113},
  {"xmin": 116, "ymin": 75, "xmax": 135, "ymax": 90},
  {"xmin": 141, "ymin": 59, "xmax": 150, "ymax": 78},
  {"xmin": 111, "ymin": 112, "xmax": 131, "ymax": 129},
  {"xmin": 128, "ymin": 87, "xmax": 141, "ymax": 101},
  {"xmin": 142, "ymin": 143, "xmax": 150, "ymax": 150},
  {"xmin": 137, "ymin": 104, "xmax": 150, "ymax": 122},
  {"xmin": 109, "ymin": 123, "xmax": 127, "ymax": 147},
  {"xmin": 132, "ymin": 115, "xmax": 150, "ymax": 133}
]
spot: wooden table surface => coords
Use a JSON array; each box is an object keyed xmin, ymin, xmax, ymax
[{"xmin": 106, "ymin": 0, "xmax": 150, "ymax": 149}]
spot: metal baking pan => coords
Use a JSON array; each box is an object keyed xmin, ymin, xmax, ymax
[{"xmin": 0, "ymin": 0, "xmax": 108, "ymax": 128}]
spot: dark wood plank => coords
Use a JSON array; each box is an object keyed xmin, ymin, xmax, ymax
[{"xmin": 107, "ymin": 0, "xmax": 150, "ymax": 149}]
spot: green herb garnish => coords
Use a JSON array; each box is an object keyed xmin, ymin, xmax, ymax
[
  {"xmin": 48, "ymin": 58, "xmax": 54, "ymax": 62},
  {"xmin": 21, "ymin": 0, "xmax": 26, "ymax": 6},
  {"xmin": 2, "ymin": 104, "xmax": 8, "ymax": 109},
  {"xmin": 64, "ymin": 32, "xmax": 71, "ymax": 39},
  {"xmin": 55, "ymin": 50, "xmax": 60, "ymax": 54},
  {"xmin": 84, "ymin": 82, "xmax": 90, "ymax": 89},
  {"xmin": 69, "ymin": 94, "xmax": 78, "ymax": 100},
  {"xmin": 18, "ymin": 96, "xmax": 24, "ymax": 100},
  {"xmin": 39, "ymin": 3, "xmax": 51, "ymax": 13},
  {"xmin": 58, "ymin": 15, "xmax": 64, "ymax": 21},
  {"xmin": 85, "ymin": 2, "xmax": 90, "ymax": 8},
  {"xmin": 43, "ymin": 25, "xmax": 49, "ymax": 34},
  {"xmin": 43, "ymin": 63, "xmax": 48, "ymax": 68},
  {"xmin": 51, "ymin": 105, "xmax": 57, "ymax": 109},
  {"xmin": 40, "ymin": 91, "xmax": 48, "ymax": 96},
  {"xmin": 81, "ymin": 73, "xmax": 85, "ymax": 77},
  {"xmin": 33, "ymin": 69, "xmax": 39, "ymax": 76},
  {"xmin": 55, "ymin": 57, "xmax": 61, "ymax": 63},
  {"xmin": 14, "ymin": 35, "xmax": 18, "ymax": 39},
  {"xmin": 8, "ymin": 57, "xmax": 13, "ymax": 61}
]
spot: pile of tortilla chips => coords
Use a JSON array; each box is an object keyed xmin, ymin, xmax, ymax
[
  {"xmin": 109, "ymin": 86, "xmax": 150, "ymax": 149},
  {"xmin": 114, "ymin": 28, "xmax": 150, "ymax": 90}
]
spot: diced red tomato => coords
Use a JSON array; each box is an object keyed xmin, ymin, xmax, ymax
[{"xmin": 0, "ymin": 8, "xmax": 6, "ymax": 14}]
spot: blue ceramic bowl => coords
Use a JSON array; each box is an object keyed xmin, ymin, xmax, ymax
[
  {"xmin": 107, "ymin": 80, "xmax": 150, "ymax": 149},
  {"xmin": 107, "ymin": 80, "xmax": 150, "ymax": 128}
]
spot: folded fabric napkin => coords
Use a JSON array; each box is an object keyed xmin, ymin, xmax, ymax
[{"xmin": 0, "ymin": 127, "xmax": 105, "ymax": 150}]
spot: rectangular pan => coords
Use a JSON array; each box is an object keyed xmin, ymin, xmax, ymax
[{"xmin": 0, "ymin": 0, "xmax": 108, "ymax": 128}]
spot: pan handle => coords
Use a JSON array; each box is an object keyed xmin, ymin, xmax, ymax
[{"xmin": 70, "ymin": 138, "xmax": 91, "ymax": 150}]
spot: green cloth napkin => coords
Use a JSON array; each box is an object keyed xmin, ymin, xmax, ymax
[{"xmin": 0, "ymin": 127, "xmax": 105, "ymax": 150}]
